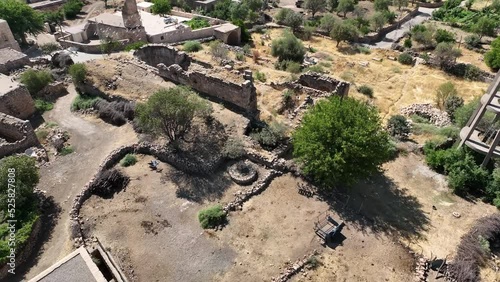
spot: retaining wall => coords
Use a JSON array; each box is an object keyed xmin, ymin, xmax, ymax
[{"xmin": 0, "ymin": 84, "xmax": 35, "ymax": 119}]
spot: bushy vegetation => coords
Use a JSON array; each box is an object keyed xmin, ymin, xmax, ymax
[
  {"xmin": 151, "ymin": 0, "xmax": 172, "ymax": 16},
  {"xmin": 198, "ymin": 205, "xmax": 226, "ymax": 229},
  {"xmin": 20, "ymin": 69, "xmax": 53, "ymax": 96},
  {"xmin": 464, "ymin": 34, "xmax": 481, "ymax": 49},
  {"xmin": 444, "ymin": 95, "xmax": 464, "ymax": 120},
  {"xmin": 387, "ymin": 115, "xmax": 410, "ymax": 140},
  {"xmin": 40, "ymin": 42, "xmax": 60, "ymax": 55},
  {"xmin": 398, "ymin": 52, "xmax": 413, "ymax": 65},
  {"xmin": 121, "ymin": 154, "xmax": 138, "ymax": 167},
  {"xmin": 183, "ymin": 41, "xmax": 203, "ymax": 52},
  {"xmin": 63, "ymin": 0, "xmax": 84, "ymax": 19},
  {"xmin": 271, "ymin": 31, "xmax": 306, "ymax": 64},
  {"xmin": 254, "ymin": 71, "xmax": 267, "ymax": 82},
  {"xmin": 0, "ymin": 0, "xmax": 44, "ymax": 44},
  {"xmin": 185, "ymin": 17, "xmax": 210, "ymax": 30},
  {"xmin": 71, "ymin": 94, "xmax": 102, "ymax": 111},
  {"xmin": 135, "ymin": 86, "xmax": 212, "ymax": 143},
  {"xmin": 357, "ymin": 85, "xmax": 373, "ymax": 97},
  {"xmin": 293, "ymin": 96, "xmax": 392, "ymax": 187},
  {"xmin": 35, "ymin": 99, "xmax": 54, "ymax": 113},
  {"xmin": 0, "ymin": 156, "xmax": 40, "ymax": 264},
  {"xmin": 68, "ymin": 63, "xmax": 87, "ymax": 85},
  {"xmin": 432, "ymin": 0, "xmax": 500, "ymax": 32},
  {"xmin": 435, "ymin": 82, "xmax": 458, "ymax": 110},
  {"xmin": 222, "ymin": 138, "xmax": 245, "ymax": 159},
  {"xmin": 59, "ymin": 145, "xmax": 74, "ymax": 156},
  {"xmin": 275, "ymin": 60, "xmax": 302, "ymax": 73},
  {"xmin": 275, "ymin": 8, "xmax": 303, "ymax": 32},
  {"xmin": 250, "ymin": 121, "xmax": 288, "ymax": 148},
  {"xmin": 124, "ymin": 41, "xmax": 146, "ymax": 52},
  {"xmin": 434, "ymin": 29, "xmax": 455, "ymax": 43},
  {"xmin": 330, "ymin": 21, "xmax": 358, "ymax": 47},
  {"xmin": 209, "ymin": 41, "xmax": 229, "ymax": 60},
  {"xmin": 485, "ymin": 37, "xmax": 500, "ymax": 71}
]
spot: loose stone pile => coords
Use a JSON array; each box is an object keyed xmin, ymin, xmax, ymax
[
  {"xmin": 401, "ymin": 103, "xmax": 451, "ymax": 127},
  {"xmin": 271, "ymin": 251, "xmax": 319, "ymax": 282},
  {"xmin": 414, "ymin": 257, "xmax": 430, "ymax": 282}
]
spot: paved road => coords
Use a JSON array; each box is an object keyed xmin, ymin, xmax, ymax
[{"xmin": 366, "ymin": 7, "xmax": 437, "ymax": 49}]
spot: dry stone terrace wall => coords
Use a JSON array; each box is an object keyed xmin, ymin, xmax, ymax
[
  {"xmin": 134, "ymin": 45, "xmax": 258, "ymax": 113},
  {"xmin": 0, "ymin": 112, "xmax": 40, "ymax": 158},
  {"xmin": 0, "ymin": 83, "xmax": 35, "ymax": 119},
  {"xmin": 298, "ymin": 72, "xmax": 350, "ymax": 96}
]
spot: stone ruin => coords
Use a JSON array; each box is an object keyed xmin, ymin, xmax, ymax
[
  {"xmin": 400, "ymin": 103, "xmax": 452, "ymax": 127},
  {"xmin": 133, "ymin": 44, "xmax": 258, "ymax": 114},
  {"xmin": 297, "ymin": 72, "xmax": 350, "ymax": 96},
  {"xmin": 0, "ymin": 112, "xmax": 40, "ymax": 158}
]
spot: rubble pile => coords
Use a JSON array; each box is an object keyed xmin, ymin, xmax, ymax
[
  {"xmin": 401, "ymin": 103, "xmax": 451, "ymax": 127},
  {"xmin": 414, "ymin": 257, "xmax": 429, "ymax": 282},
  {"xmin": 271, "ymin": 251, "xmax": 319, "ymax": 282}
]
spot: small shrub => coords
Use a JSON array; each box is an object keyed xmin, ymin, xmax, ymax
[
  {"xmin": 121, "ymin": 154, "xmax": 138, "ymax": 167},
  {"xmin": 357, "ymin": 85, "xmax": 373, "ymax": 97},
  {"xmin": 356, "ymin": 45, "xmax": 371, "ymax": 54},
  {"xmin": 209, "ymin": 41, "xmax": 229, "ymax": 60},
  {"xmin": 235, "ymin": 52, "xmax": 245, "ymax": 61},
  {"xmin": 250, "ymin": 121, "xmax": 288, "ymax": 148},
  {"xmin": 71, "ymin": 94, "xmax": 102, "ymax": 111},
  {"xmin": 198, "ymin": 205, "xmax": 226, "ymax": 229},
  {"xmin": 306, "ymin": 256, "xmax": 320, "ymax": 269},
  {"xmin": 387, "ymin": 115, "xmax": 410, "ymax": 139},
  {"xmin": 183, "ymin": 41, "xmax": 203, "ymax": 52},
  {"xmin": 40, "ymin": 43, "xmax": 60, "ymax": 55},
  {"xmin": 403, "ymin": 38, "xmax": 412, "ymax": 48},
  {"xmin": 464, "ymin": 65, "xmax": 482, "ymax": 81},
  {"xmin": 340, "ymin": 71, "xmax": 355, "ymax": 82},
  {"xmin": 68, "ymin": 63, "xmax": 87, "ymax": 84},
  {"xmin": 420, "ymin": 53, "xmax": 431, "ymax": 63},
  {"xmin": 59, "ymin": 145, "xmax": 74, "ymax": 156},
  {"xmin": 46, "ymin": 121, "xmax": 58, "ymax": 128},
  {"xmin": 434, "ymin": 29, "xmax": 455, "ymax": 43},
  {"xmin": 242, "ymin": 44, "xmax": 251, "ymax": 55},
  {"xmin": 36, "ymin": 129, "xmax": 49, "ymax": 142},
  {"xmin": 398, "ymin": 52, "xmax": 413, "ymax": 65},
  {"xmin": 464, "ymin": 34, "xmax": 481, "ymax": 49},
  {"xmin": 302, "ymin": 25, "xmax": 316, "ymax": 40},
  {"xmin": 20, "ymin": 69, "xmax": 53, "ymax": 96},
  {"xmin": 444, "ymin": 95, "xmax": 464, "ymax": 119},
  {"xmin": 304, "ymin": 65, "xmax": 325, "ymax": 74},
  {"xmin": 435, "ymin": 82, "xmax": 458, "ymax": 110},
  {"xmin": 254, "ymin": 71, "xmax": 267, "ymax": 82},
  {"xmin": 34, "ymin": 99, "xmax": 54, "ymax": 113},
  {"xmin": 222, "ymin": 138, "xmax": 245, "ymax": 159},
  {"xmin": 285, "ymin": 61, "xmax": 302, "ymax": 73},
  {"xmin": 124, "ymin": 41, "xmax": 146, "ymax": 52},
  {"xmin": 63, "ymin": 0, "xmax": 84, "ymax": 19},
  {"xmin": 185, "ymin": 17, "xmax": 210, "ymax": 30}
]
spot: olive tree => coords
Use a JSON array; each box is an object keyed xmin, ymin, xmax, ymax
[
  {"xmin": 305, "ymin": 0, "xmax": 326, "ymax": 17},
  {"xmin": 293, "ymin": 96, "xmax": 392, "ymax": 187},
  {"xmin": 135, "ymin": 86, "xmax": 212, "ymax": 143}
]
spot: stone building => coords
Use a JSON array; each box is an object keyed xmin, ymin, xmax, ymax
[
  {"xmin": 58, "ymin": 0, "xmax": 240, "ymax": 52},
  {"xmin": 0, "ymin": 19, "xmax": 21, "ymax": 51}
]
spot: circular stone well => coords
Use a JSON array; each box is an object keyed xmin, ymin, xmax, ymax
[{"xmin": 228, "ymin": 160, "xmax": 258, "ymax": 185}]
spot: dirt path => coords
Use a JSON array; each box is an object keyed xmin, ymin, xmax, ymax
[{"xmin": 19, "ymin": 84, "xmax": 137, "ymax": 280}]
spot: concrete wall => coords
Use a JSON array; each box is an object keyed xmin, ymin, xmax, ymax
[
  {"xmin": 149, "ymin": 26, "xmax": 215, "ymax": 44},
  {"xmin": 0, "ymin": 20, "xmax": 21, "ymax": 51},
  {"xmin": 0, "ymin": 112, "xmax": 40, "ymax": 158},
  {"xmin": 0, "ymin": 84, "xmax": 35, "ymax": 119}
]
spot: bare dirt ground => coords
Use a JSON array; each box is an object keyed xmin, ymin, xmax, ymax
[
  {"xmin": 19, "ymin": 84, "xmax": 138, "ymax": 281},
  {"xmin": 189, "ymin": 29, "xmax": 489, "ymax": 122}
]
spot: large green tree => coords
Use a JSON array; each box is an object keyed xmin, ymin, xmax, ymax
[
  {"xmin": 472, "ymin": 16, "xmax": 497, "ymax": 40},
  {"xmin": 337, "ymin": 0, "xmax": 355, "ymax": 17},
  {"xmin": 304, "ymin": 0, "xmax": 326, "ymax": 17},
  {"xmin": 271, "ymin": 31, "xmax": 306, "ymax": 62},
  {"xmin": 485, "ymin": 37, "xmax": 500, "ymax": 71},
  {"xmin": 330, "ymin": 21, "xmax": 358, "ymax": 46},
  {"xmin": 0, "ymin": 156, "xmax": 40, "ymax": 215},
  {"xmin": 0, "ymin": 0, "xmax": 44, "ymax": 44},
  {"xmin": 293, "ymin": 96, "xmax": 392, "ymax": 187},
  {"xmin": 135, "ymin": 86, "xmax": 212, "ymax": 143},
  {"xmin": 151, "ymin": 0, "xmax": 172, "ymax": 17}
]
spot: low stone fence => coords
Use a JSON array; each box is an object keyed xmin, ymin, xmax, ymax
[
  {"xmin": 417, "ymin": 1, "xmax": 444, "ymax": 8},
  {"xmin": 0, "ymin": 113, "xmax": 40, "ymax": 158}
]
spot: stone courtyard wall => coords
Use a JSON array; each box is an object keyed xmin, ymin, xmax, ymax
[
  {"xmin": 298, "ymin": 72, "xmax": 350, "ymax": 96},
  {"xmin": 0, "ymin": 113, "xmax": 40, "ymax": 158},
  {"xmin": 133, "ymin": 44, "xmax": 191, "ymax": 69},
  {"xmin": 0, "ymin": 84, "xmax": 35, "ymax": 119}
]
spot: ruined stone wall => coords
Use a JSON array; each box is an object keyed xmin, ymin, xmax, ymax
[
  {"xmin": 148, "ymin": 26, "xmax": 215, "ymax": 44},
  {"xmin": 160, "ymin": 64, "xmax": 257, "ymax": 112},
  {"xmin": 0, "ymin": 113, "xmax": 40, "ymax": 158},
  {"xmin": 133, "ymin": 44, "xmax": 191, "ymax": 69},
  {"xmin": 0, "ymin": 20, "xmax": 21, "ymax": 51},
  {"xmin": 0, "ymin": 53, "xmax": 30, "ymax": 74},
  {"xmin": 298, "ymin": 72, "xmax": 350, "ymax": 96},
  {"xmin": 0, "ymin": 84, "xmax": 35, "ymax": 119}
]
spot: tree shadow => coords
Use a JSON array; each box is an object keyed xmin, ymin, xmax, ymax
[
  {"xmin": 164, "ymin": 167, "xmax": 233, "ymax": 203},
  {"xmin": 9, "ymin": 196, "xmax": 61, "ymax": 282},
  {"xmin": 317, "ymin": 172, "xmax": 430, "ymax": 241}
]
